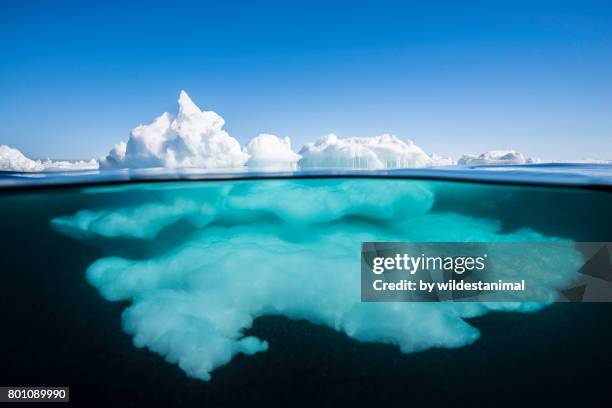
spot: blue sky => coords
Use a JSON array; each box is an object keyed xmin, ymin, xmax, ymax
[{"xmin": 1, "ymin": 0, "xmax": 611, "ymax": 160}]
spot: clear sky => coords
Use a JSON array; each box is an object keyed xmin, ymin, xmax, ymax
[{"xmin": 1, "ymin": 0, "xmax": 611, "ymax": 161}]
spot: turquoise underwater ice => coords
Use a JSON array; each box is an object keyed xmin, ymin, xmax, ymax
[{"xmin": 52, "ymin": 179, "xmax": 582, "ymax": 381}]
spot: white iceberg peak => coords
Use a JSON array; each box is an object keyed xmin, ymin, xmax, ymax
[
  {"xmin": 0, "ymin": 145, "xmax": 44, "ymax": 172},
  {"xmin": 99, "ymin": 91, "xmax": 452, "ymax": 171},
  {"xmin": 102, "ymin": 91, "xmax": 248, "ymax": 169},
  {"xmin": 177, "ymin": 90, "xmax": 201, "ymax": 115}
]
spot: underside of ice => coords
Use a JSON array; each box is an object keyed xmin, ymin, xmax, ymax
[
  {"xmin": 0, "ymin": 145, "xmax": 99, "ymax": 172},
  {"xmin": 52, "ymin": 179, "xmax": 581, "ymax": 381}
]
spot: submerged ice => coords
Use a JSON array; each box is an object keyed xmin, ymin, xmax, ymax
[{"xmin": 52, "ymin": 179, "xmax": 582, "ymax": 381}]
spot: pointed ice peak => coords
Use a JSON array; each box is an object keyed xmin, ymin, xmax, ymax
[
  {"xmin": 98, "ymin": 90, "xmax": 455, "ymax": 171},
  {"xmin": 101, "ymin": 90, "xmax": 246, "ymax": 169},
  {"xmin": 178, "ymin": 90, "xmax": 201, "ymax": 116}
]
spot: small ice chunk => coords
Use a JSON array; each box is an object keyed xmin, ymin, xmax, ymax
[{"xmin": 244, "ymin": 133, "xmax": 301, "ymax": 170}]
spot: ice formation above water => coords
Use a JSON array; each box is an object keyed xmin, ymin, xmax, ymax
[
  {"xmin": 95, "ymin": 91, "xmax": 455, "ymax": 171},
  {"xmin": 100, "ymin": 91, "xmax": 449, "ymax": 171},
  {"xmin": 458, "ymin": 150, "xmax": 539, "ymax": 166},
  {"xmin": 298, "ymin": 133, "xmax": 440, "ymax": 169},
  {"xmin": 100, "ymin": 91, "xmax": 248, "ymax": 169},
  {"xmin": 2, "ymin": 92, "xmax": 610, "ymax": 172},
  {"xmin": 0, "ymin": 145, "xmax": 99, "ymax": 172},
  {"xmin": 243, "ymin": 133, "xmax": 301, "ymax": 170},
  {"xmin": 53, "ymin": 179, "xmax": 582, "ymax": 381},
  {"xmin": 429, "ymin": 153, "xmax": 455, "ymax": 166}
]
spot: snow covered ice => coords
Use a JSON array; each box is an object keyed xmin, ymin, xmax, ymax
[
  {"xmin": 298, "ymin": 133, "xmax": 444, "ymax": 169},
  {"xmin": 244, "ymin": 133, "xmax": 301, "ymax": 170},
  {"xmin": 100, "ymin": 91, "xmax": 248, "ymax": 169},
  {"xmin": 2, "ymin": 92, "xmax": 611, "ymax": 173},
  {"xmin": 458, "ymin": 150, "xmax": 539, "ymax": 166},
  {"xmin": 0, "ymin": 145, "xmax": 98, "ymax": 172},
  {"xmin": 99, "ymin": 92, "xmax": 451, "ymax": 171}
]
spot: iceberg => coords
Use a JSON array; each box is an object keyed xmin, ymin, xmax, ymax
[
  {"xmin": 298, "ymin": 133, "xmax": 442, "ymax": 169},
  {"xmin": 3, "ymin": 92, "xmax": 610, "ymax": 173},
  {"xmin": 244, "ymin": 133, "xmax": 301, "ymax": 170},
  {"xmin": 53, "ymin": 179, "xmax": 582, "ymax": 381},
  {"xmin": 100, "ymin": 91, "xmax": 248, "ymax": 169},
  {"xmin": 458, "ymin": 150, "xmax": 539, "ymax": 166},
  {"xmin": 99, "ymin": 92, "xmax": 452, "ymax": 171},
  {"xmin": 0, "ymin": 145, "xmax": 99, "ymax": 172},
  {"xmin": 429, "ymin": 153, "xmax": 455, "ymax": 166},
  {"xmin": 0, "ymin": 145, "xmax": 47, "ymax": 172}
]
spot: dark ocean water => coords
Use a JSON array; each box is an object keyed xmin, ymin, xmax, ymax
[{"xmin": 1, "ymin": 168, "xmax": 612, "ymax": 407}]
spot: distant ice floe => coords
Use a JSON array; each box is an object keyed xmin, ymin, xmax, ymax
[
  {"xmin": 53, "ymin": 179, "xmax": 582, "ymax": 381},
  {"xmin": 0, "ymin": 145, "xmax": 99, "ymax": 172},
  {"xmin": 556, "ymin": 158, "xmax": 612, "ymax": 164},
  {"xmin": 458, "ymin": 150, "xmax": 612, "ymax": 167},
  {"xmin": 458, "ymin": 150, "xmax": 540, "ymax": 166},
  {"xmin": 428, "ymin": 153, "xmax": 455, "ymax": 166}
]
